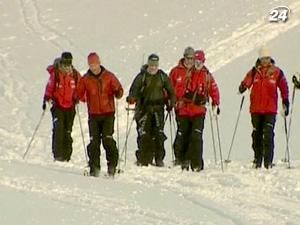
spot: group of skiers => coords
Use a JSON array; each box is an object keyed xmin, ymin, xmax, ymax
[{"xmin": 42, "ymin": 46, "xmax": 297, "ymax": 177}]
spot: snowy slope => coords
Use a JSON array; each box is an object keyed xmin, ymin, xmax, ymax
[{"xmin": 1, "ymin": 0, "xmax": 300, "ymax": 224}]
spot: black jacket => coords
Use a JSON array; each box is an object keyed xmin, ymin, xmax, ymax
[{"xmin": 128, "ymin": 65, "xmax": 175, "ymax": 111}]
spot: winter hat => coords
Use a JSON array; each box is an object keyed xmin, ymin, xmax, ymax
[
  {"xmin": 88, "ymin": 52, "xmax": 101, "ymax": 65},
  {"xmin": 258, "ymin": 46, "xmax": 271, "ymax": 58},
  {"xmin": 183, "ymin": 46, "xmax": 195, "ymax": 57},
  {"xmin": 147, "ymin": 53, "xmax": 159, "ymax": 66},
  {"xmin": 61, "ymin": 52, "xmax": 72, "ymax": 66},
  {"xmin": 195, "ymin": 50, "xmax": 205, "ymax": 62}
]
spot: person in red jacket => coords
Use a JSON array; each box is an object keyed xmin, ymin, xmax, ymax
[
  {"xmin": 169, "ymin": 46, "xmax": 195, "ymax": 165},
  {"xmin": 77, "ymin": 52, "xmax": 123, "ymax": 177},
  {"xmin": 43, "ymin": 52, "xmax": 81, "ymax": 162},
  {"xmin": 239, "ymin": 46, "xmax": 289, "ymax": 169},
  {"xmin": 170, "ymin": 48, "xmax": 220, "ymax": 171}
]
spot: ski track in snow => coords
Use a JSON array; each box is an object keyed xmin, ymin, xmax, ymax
[
  {"xmin": 119, "ymin": 163, "xmax": 300, "ymax": 225},
  {"xmin": 0, "ymin": 159, "xmax": 215, "ymax": 225},
  {"xmin": 17, "ymin": 0, "xmax": 83, "ymax": 55}
]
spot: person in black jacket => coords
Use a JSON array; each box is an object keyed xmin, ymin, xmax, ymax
[{"xmin": 127, "ymin": 54, "xmax": 175, "ymax": 166}]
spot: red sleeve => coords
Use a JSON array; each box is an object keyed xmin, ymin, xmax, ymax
[
  {"xmin": 278, "ymin": 69, "xmax": 289, "ymax": 101},
  {"xmin": 110, "ymin": 73, "xmax": 123, "ymax": 99},
  {"xmin": 73, "ymin": 70, "xmax": 82, "ymax": 102},
  {"xmin": 77, "ymin": 75, "xmax": 87, "ymax": 102},
  {"xmin": 44, "ymin": 71, "xmax": 55, "ymax": 100},
  {"xmin": 241, "ymin": 69, "xmax": 255, "ymax": 89},
  {"xmin": 208, "ymin": 74, "xmax": 220, "ymax": 105}
]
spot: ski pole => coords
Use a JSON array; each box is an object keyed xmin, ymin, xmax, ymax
[
  {"xmin": 214, "ymin": 110, "xmax": 224, "ymax": 172},
  {"xmin": 284, "ymin": 83, "xmax": 296, "ymax": 162},
  {"xmin": 168, "ymin": 111, "xmax": 175, "ymax": 163},
  {"xmin": 283, "ymin": 115, "xmax": 291, "ymax": 168},
  {"xmin": 76, "ymin": 105, "xmax": 88, "ymax": 164},
  {"xmin": 225, "ymin": 95, "xmax": 245, "ymax": 163},
  {"xmin": 23, "ymin": 110, "xmax": 46, "ymax": 159},
  {"xmin": 282, "ymin": 73, "xmax": 298, "ymax": 162},
  {"xmin": 116, "ymin": 100, "xmax": 120, "ymax": 159},
  {"xmin": 208, "ymin": 107, "xmax": 217, "ymax": 164},
  {"xmin": 118, "ymin": 105, "xmax": 135, "ymax": 171}
]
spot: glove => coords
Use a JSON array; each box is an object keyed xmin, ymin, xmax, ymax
[
  {"xmin": 166, "ymin": 100, "xmax": 173, "ymax": 112},
  {"xmin": 292, "ymin": 75, "xmax": 300, "ymax": 88},
  {"xmin": 238, "ymin": 83, "xmax": 247, "ymax": 94},
  {"xmin": 126, "ymin": 96, "xmax": 136, "ymax": 104},
  {"xmin": 115, "ymin": 89, "xmax": 123, "ymax": 99},
  {"xmin": 212, "ymin": 104, "xmax": 220, "ymax": 116},
  {"xmin": 282, "ymin": 99, "xmax": 289, "ymax": 116},
  {"xmin": 42, "ymin": 100, "xmax": 46, "ymax": 111},
  {"xmin": 43, "ymin": 96, "xmax": 53, "ymax": 110}
]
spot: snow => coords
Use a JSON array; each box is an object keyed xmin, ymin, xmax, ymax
[{"xmin": 1, "ymin": 0, "xmax": 300, "ymax": 224}]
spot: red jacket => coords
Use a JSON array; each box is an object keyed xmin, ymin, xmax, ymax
[
  {"xmin": 44, "ymin": 65, "xmax": 81, "ymax": 110},
  {"xmin": 241, "ymin": 61, "xmax": 289, "ymax": 114},
  {"xmin": 169, "ymin": 59, "xmax": 220, "ymax": 117},
  {"xmin": 77, "ymin": 66, "xmax": 123, "ymax": 116}
]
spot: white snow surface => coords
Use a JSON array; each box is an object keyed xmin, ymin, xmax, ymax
[{"xmin": 1, "ymin": 0, "xmax": 300, "ymax": 224}]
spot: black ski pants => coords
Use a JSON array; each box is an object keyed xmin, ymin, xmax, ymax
[
  {"xmin": 174, "ymin": 115, "xmax": 205, "ymax": 169},
  {"xmin": 51, "ymin": 106, "xmax": 75, "ymax": 161},
  {"xmin": 87, "ymin": 115, "xmax": 119, "ymax": 171},
  {"xmin": 138, "ymin": 109, "xmax": 166, "ymax": 166},
  {"xmin": 251, "ymin": 113, "xmax": 276, "ymax": 168}
]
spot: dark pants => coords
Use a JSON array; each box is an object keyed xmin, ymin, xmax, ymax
[
  {"xmin": 174, "ymin": 115, "xmax": 205, "ymax": 170},
  {"xmin": 137, "ymin": 109, "xmax": 166, "ymax": 166},
  {"xmin": 51, "ymin": 107, "xmax": 75, "ymax": 161},
  {"xmin": 251, "ymin": 114, "xmax": 276, "ymax": 168},
  {"xmin": 87, "ymin": 115, "xmax": 119, "ymax": 171}
]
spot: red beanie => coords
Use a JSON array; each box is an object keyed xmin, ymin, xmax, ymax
[
  {"xmin": 88, "ymin": 52, "xmax": 101, "ymax": 65},
  {"xmin": 195, "ymin": 50, "xmax": 205, "ymax": 63}
]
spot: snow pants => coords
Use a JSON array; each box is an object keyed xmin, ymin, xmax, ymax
[
  {"xmin": 137, "ymin": 109, "xmax": 166, "ymax": 166},
  {"xmin": 173, "ymin": 115, "xmax": 205, "ymax": 170},
  {"xmin": 51, "ymin": 106, "xmax": 75, "ymax": 161},
  {"xmin": 87, "ymin": 115, "xmax": 119, "ymax": 172},
  {"xmin": 251, "ymin": 113, "xmax": 276, "ymax": 168}
]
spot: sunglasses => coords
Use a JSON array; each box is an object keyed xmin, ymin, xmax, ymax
[{"xmin": 185, "ymin": 56, "xmax": 194, "ymax": 60}]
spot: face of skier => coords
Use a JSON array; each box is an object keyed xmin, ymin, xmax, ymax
[
  {"xmin": 184, "ymin": 55, "xmax": 195, "ymax": 69},
  {"xmin": 147, "ymin": 63, "xmax": 159, "ymax": 75},
  {"xmin": 260, "ymin": 57, "xmax": 271, "ymax": 67},
  {"xmin": 195, "ymin": 60, "xmax": 204, "ymax": 70},
  {"xmin": 60, "ymin": 59, "xmax": 72, "ymax": 74},
  {"xmin": 89, "ymin": 63, "xmax": 101, "ymax": 75}
]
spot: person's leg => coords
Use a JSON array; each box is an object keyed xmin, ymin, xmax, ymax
[
  {"xmin": 51, "ymin": 107, "xmax": 65, "ymax": 161},
  {"xmin": 87, "ymin": 117, "xmax": 101, "ymax": 176},
  {"xmin": 188, "ymin": 116, "xmax": 205, "ymax": 171},
  {"xmin": 174, "ymin": 117, "xmax": 191, "ymax": 169},
  {"xmin": 102, "ymin": 115, "xmax": 119, "ymax": 175},
  {"xmin": 153, "ymin": 110, "xmax": 166, "ymax": 167},
  {"xmin": 139, "ymin": 113, "xmax": 155, "ymax": 166},
  {"xmin": 63, "ymin": 109, "xmax": 76, "ymax": 161},
  {"xmin": 262, "ymin": 114, "xmax": 276, "ymax": 169},
  {"xmin": 251, "ymin": 114, "xmax": 264, "ymax": 168}
]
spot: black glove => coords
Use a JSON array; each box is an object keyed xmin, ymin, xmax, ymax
[
  {"xmin": 238, "ymin": 83, "xmax": 247, "ymax": 94},
  {"xmin": 42, "ymin": 100, "xmax": 46, "ymax": 111},
  {"xmin": 283, "ymin": 99, "xmax": 289, "ymax": 116},
  {"xmin": 126, "ymin": 96, "xmax": 136, "ymax": 104},
  {"xmin": 212, "ymin": 105, "xmax": 220, "ymax": 115},
  {"xmin": 166, "ymin": 100, "xmax": 173, "ymax": 112},
  {"xmin": 292, "ymin": 75, "xmax": 300, "ymax": 88}
]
